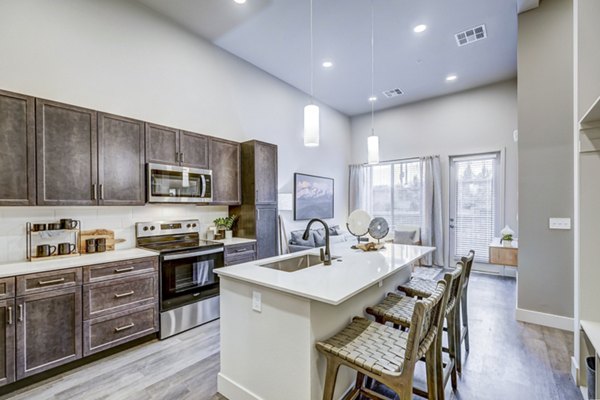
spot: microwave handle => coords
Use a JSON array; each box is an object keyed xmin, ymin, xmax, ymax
[
  {"xmin": 201, "ymin": 175, "xmax": 206, "ymax": 198},
  {"xmin": 163, "ymin": 248, "xmax": 223, "ymax": 261}
]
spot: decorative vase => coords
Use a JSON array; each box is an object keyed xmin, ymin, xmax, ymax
[{"xmin": 225, "ymin": 230, "xmax": 233, "ymax": 240}]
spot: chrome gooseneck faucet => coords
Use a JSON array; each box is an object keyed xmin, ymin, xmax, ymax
[{"xmin": 303, "ymin": 218, "xmax": 331, "ymax": 265}]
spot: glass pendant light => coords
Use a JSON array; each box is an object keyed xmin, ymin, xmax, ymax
[
  {"xmin": 367, "ymin": 0, "xmax": 379, "ymax": 164},
  {"xmin": 304, "ymin": 0, "xmax": 320, "ymax": 147}
]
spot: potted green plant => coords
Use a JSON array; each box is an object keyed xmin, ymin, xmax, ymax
[
  {"xmin": 501, "ymin": 233, "xmax": 513, "ymax": 247},
  {"xmin": 213, "ymin": 215, "xmax": 237, "ymax": 239}
]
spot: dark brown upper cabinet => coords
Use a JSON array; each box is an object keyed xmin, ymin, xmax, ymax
[
  {"xmin": 0, "ymin": 90, "xmax": 35, "ymax": 206},
  {"xmin": 98, "ymin": 113, "xmax": 145, "ymax": 205},
  {"xmin": 145, "ymin": 124, "xmax": 209, "ymax": 169},
  {"xmin": 36, "ymin": 99, "xmax": 98, "ymax": 206},
  {"xmin": 209, "ymin": 137, "xmax": 241, "ymax": 205},
  {"xmin": 240, "ymin": 140, "xmax": 278, "ymax": 205}
]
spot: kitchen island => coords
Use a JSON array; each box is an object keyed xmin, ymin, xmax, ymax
[{"xmin": 215, "ymin": 242, "xmax": 434, "ymax": 400}]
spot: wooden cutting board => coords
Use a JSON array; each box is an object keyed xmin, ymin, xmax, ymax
[{"xmin": 80, "ymin": 229, "xmax": 124, "ymax": 253}]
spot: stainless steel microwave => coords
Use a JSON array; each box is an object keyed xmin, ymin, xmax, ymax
[{"xmin": 147, "ymin": 163, "xmax": 212, "ymax": 203}]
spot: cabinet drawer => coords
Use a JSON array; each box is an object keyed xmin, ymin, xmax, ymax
[
  {"xmin": 83, "ymin": 273, "xmax": 158, "ymax": 320},
  {"xmin": 83, "ymin": 304, "xmax": 158, "ymax": 356},
  {"xmin": 225, "ymin": 252, "xmax": 256, "ymax": 266},
  {"xmin": 489, "ymin": 247, "xmax": 518, "ymax": 266},
  {"xmin": 17, "ymin": 268, "xmax": 82, "ymax": 296},
  {"xmin": 224, "ymin": 242, "xmax": 256, "ymax": 257},
  {"xmin": 0, "ymin": 278, "xmax": 15, "ymax": 299},
  {"xmin": 83, "ymin": 257, "xmax": 158, "ymax": 283}
]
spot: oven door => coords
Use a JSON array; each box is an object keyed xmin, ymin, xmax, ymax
[
  {"xmin": 148, "ymin": 163, "xmax": 212, "ymax": 203},
  {"xmin": 160, "ymin": 247, "xmax": 224, "ymax": 312}
]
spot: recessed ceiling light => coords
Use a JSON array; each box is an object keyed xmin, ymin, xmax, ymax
[
  {"xmin": 413, "ymin": 24, "xmax": 427, "ymax": 33},
  {"xmin": 446, "ymin": 74, "xmax": 457, "ymax": 81},
  {"xmin": 368, "ymin": 96, "xmax": 377, "ymax": 102},
  {"xmin": 322, "ymin": 60, "xmax": 334, "ymax": 68},
  {"xmin": 233, "ymin": 0, "xmax": 246, "ymax": 4}
]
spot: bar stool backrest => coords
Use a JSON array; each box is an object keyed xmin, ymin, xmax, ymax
[
  {"xmin": 405, "ymin": 280, "xmax": 447, "ymax": 364},
  {"xmin": 461, "ymin": 250, "xmax": 475, "ymax": 290},
  {"xmin": 447, "ymin": 262, "xmax": 465, "ymax": 313}
]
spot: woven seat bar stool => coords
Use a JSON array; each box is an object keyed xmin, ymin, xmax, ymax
[
  {"xmin": 399, "ymin": 251, "xmax": 475, "ymax": 373},
  {"xmin": 316, "ymin": 281, "xmax": 447, "ymax": 400},
  {"xmin": 366, "ymin": 264, "xmax": 464, "ymax": 400}
]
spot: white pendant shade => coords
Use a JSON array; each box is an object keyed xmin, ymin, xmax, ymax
[
  {"xmin": 367, "ymin": 135, "xmax": 379, "ymax": 164},
  {"xmin": 304, "ymin": 104, "xmax": 320, "ymax": 147}
]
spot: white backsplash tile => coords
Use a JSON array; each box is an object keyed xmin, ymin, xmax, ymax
[{"xmin": 0, "ymin": 205, "xmax": 228, "ymax": 263}]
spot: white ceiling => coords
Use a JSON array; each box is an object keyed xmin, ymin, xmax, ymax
[{"xmin": 136, "ymin": 0, "xmax": 519, "ymax": 116}]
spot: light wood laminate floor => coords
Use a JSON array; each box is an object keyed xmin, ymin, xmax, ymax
[{"xmin": 0, "ymin": 273, "xmax": 580, "ymax": 400}]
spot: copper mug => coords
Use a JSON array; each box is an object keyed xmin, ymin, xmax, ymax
[
  {"xmin": 58, "ymin": 243, "xmax": 76, "ymax": 255},
  {"xmin": 36, "ymin": 244, "xmax": 57, "ymax": 258}
]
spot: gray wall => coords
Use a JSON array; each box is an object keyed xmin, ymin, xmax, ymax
[
  {"xmin": 350, "ymin": 80, "xmax": 518, "ymax": 268},
  {"xmin": 517, "ymin": 0, "xmax": 574, "ymax": 318}
]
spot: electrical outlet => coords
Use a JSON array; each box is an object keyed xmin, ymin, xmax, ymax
[
  {"xmin": 549, "ymin": 218, "xmax": 571, "ymax": 230},
  {"xmin": 252, "ymin": 291, "xmax": 262, "ymax": 312},
  {"xmin": 378, "ymin": 280, "xmax": 383, "ymax": 288}
]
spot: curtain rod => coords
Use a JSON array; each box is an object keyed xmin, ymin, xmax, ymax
[{"xmin": 359, "ymin": 154, "xmax": 440, "ymax": 166}]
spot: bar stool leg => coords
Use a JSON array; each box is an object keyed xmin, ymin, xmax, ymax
[
  {"xmin": 455, "ymin": 303, "xmax": 463, "ymax": 374},
  {"xmin": 447, "ymin": 312, "xmax": 458, "ymax": 390},
  {"xmin": 462, "ymin": 290, "xmax": 470, "ymax": 353},
  {"xmin": 322, "ymin": 355, "xmax": 341, "ymax": 400},
  {"xmin": 426, "ymin": 344, "xmax": 439, "ymax": 400}
]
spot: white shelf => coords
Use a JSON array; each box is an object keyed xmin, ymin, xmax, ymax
[
  {"xmin": 580, "ymin": 95, "xmax": 600, "ymax": 129},
  {"xmin": 581, "ymin": 320, "xmax": 600, "ymax": 351}
]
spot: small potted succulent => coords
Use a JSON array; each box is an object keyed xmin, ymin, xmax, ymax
[
  {"xmin": 500, "ymin": 225, "xmax": 515, "ymax": 247},
  {"xmin": 213, "ymin": 215, "xmax": 237, "ymax": 240}
]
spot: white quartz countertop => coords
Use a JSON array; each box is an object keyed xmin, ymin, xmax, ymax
[
  {"xmin": 215, "ymin": 243, "xmax": 434, "ymax": 305},
  {"xmin": 211, "ymin": 237, "xmax": 256, "ymax": 246},
  {"xmin": 0, "ymin": 248, "xmax": 158, "ymax": 278}
]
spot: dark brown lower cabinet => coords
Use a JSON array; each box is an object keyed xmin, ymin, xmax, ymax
[
  {"xmin": 16, "ymin": 287, "xmax": 82, "ymax": 379},
  {"xmin": 256, "ymin": 206, "xmax": 278, "ymax": 259},
  {"xmin": 0, "ymin": 299, "xmax": 15, "ymax": 387}
]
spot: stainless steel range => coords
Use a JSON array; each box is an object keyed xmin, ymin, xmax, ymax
[{"xmin": 136, "ymin": 219, "xmax": 224, "ymax": 339}]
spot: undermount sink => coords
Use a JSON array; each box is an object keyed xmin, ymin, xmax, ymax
[{"xmin": 259, "ymin": 254, "xmax": 340, "ymax": 272}]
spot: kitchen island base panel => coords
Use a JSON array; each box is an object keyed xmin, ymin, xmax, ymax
[{"xmin": 217, "ymin": 265, "xmax": 411, "ymax": 400}]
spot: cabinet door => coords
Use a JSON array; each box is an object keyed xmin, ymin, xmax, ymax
[
  {"xmin": 98, "ymin": 113, "xmax": 145, "ymax": 205},
  {"xmin": 0, "ymin": 299, "xmax": 15, "ymax": 387},
  {"xmin": 16, "ymin": 287, "xmax": 82, "ymax": 379},
  {"xmin": 256, "ymin": 206, "xmax": 278, "ymax": 259},
  {"xmin": 209, "ymin": 138, "xmax": 241, "ymax": 205},
  {"xmin": 180, "ymin": 131, "xmax": 209, "ymax": 169},
  {"xmin": 254, "ymin": 142, "xmax": 278, "ymax": 204},
  {"xmin": 145, "ymin": 123, "xmax": 179, "ymax": 165},
  {"xmin": 36, "ymin": 99, "xmax": 97, "ymax": 205},
  {"xmin": 0, "ymin": 90, "xmax": 35, "ymax": 206}
]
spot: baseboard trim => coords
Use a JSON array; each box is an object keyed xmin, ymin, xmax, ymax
[
  {"xmin": 218, "ymin": 373, "xmax": 262, "ymax": 400},
  {"xmin": 572, "ymin": 356, "xmax": 580, "ymax": 385},
  {"xmin": 516, "ymin": 307, "xmax": 574, "ymax": 331}
]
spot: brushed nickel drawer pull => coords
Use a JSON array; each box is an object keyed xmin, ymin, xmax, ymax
[
  {"xmin": 115, "ymin": 322, "xmax": 135, "ymax": 332},
  {"xmin": 38, "ymin": 277, "xmax": 66, "ymax": 286},
  {"xmin": 18, "ymin": 305, "xmax": 23, "ymax": 322},
  {"xmin": 7, "ymin": 306, "xmax": 12, "ymax": 325},
  {"xmin": 114, "ymin": 267, "xmax": 134, "ymax": 273},
  {"xmin": 235, "ymin": 248, "xmax": 249, "ymax": 253},
  {"xmin": 114, "ymin": 290, "xmax": 135, "ymax": 298}
]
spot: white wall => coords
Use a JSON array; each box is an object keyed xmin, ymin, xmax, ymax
[
  {"xmin": 0, "ymin": 0, "xmax": 352, "ymax": 261},
  {"xmin": 350, "ymin": 80, "xmax": 518, "ymax": 268}
]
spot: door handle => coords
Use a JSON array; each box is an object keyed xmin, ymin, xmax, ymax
[
  {"xmin": 449, "ymin": 224, "xmax": 455, "ymax": 228},
  {"xmin": 18, "ymin": 304, "xmax": 23, "ymax": 322},
  {"xmin": 92, "ymin": 184, "xmax": 97, "ymax": 200},
  {"xmin": 7, "ymin": 306, "xmax": 12, "ymax": 325},
  {"xmin": 99, "ymin": 184, "xmax": 104, "ymax": 200},
  {"xmin": 180, "ymin": 152, "xmax": 185, "ymax": 163}
]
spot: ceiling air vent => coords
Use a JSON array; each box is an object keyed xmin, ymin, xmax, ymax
[
  {"xmin": 383, "ymin": 88, "xmax": 403, "ymax": 98},
  {"xmin": 455, "ymin": 24, "xmax": 487, "ymax": 47}
]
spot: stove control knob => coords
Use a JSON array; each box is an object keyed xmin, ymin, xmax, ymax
[
  {"xmin": 143, "ymin": 226, "xmax": 149, "ymax": 231},
  {"xmin": 192, "ymin": 223, "xmax": 197, "ymax": 228},
  {"xmin": 186, "ymin": 224, "xmax": 192, "ymax": 228},
  {"xmin": 150, "ymin": 226, "xmax": 156, "ymax": 231}
]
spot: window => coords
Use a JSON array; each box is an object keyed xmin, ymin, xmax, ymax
[
  {"xmin": 450, "ymin": 153, "xmax": 502, "ymax": 263},
  {"xmin": 370, "ymin": 159, "xmax": 422, "ymax": 233}
]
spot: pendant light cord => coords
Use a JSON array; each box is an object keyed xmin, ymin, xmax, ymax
[
  {"xmin": 310, "ymin": 0, "xmax": 314, "ymax": 103},
  {"xmin": 370, "ymin": 0, "xmax": 375, "ymax": 135}
]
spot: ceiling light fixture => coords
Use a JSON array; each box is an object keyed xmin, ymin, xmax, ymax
[
  {"xmin": 413, "ymin": 24, "xmax": 427, "ymax": 33},
  {"xmin": 322, "ymin": 60, "xmax": 333, "ymax": 68},
  {"xmin": 233, "ymin": 0, "xmax": 246, "ymax": 4},
  {"xmin": 446, "ymin": 74, "xmax": 457, "ymax": 81},
  {"xmin": 367, "ymin": 0, "xmax": 379, "ymax": 164},
  {"xmin": 304, "ymin": 0, "xmax": 319, "ymax": 147}
]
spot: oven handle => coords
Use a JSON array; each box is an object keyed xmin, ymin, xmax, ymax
[{"xmin": 163, "ymin": 248, "xmax": 223, "ymax": 261}]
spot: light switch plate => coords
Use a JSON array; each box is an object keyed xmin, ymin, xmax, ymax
[
  {"xmin": 549, "ymin": 218, "xmax": 571, "ymax": 230},
  {"xmin": 252, "ymin": 291, "xmax": 262, "ymax": 312}
]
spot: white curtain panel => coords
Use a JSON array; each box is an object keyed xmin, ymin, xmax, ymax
[
  {"xmin": 420, "ymin": 156, "xmax": 444, "ymax": 266},
  {"xmin": 348, "ymin": 164, "xmax": 371, "ymax": 213}
]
